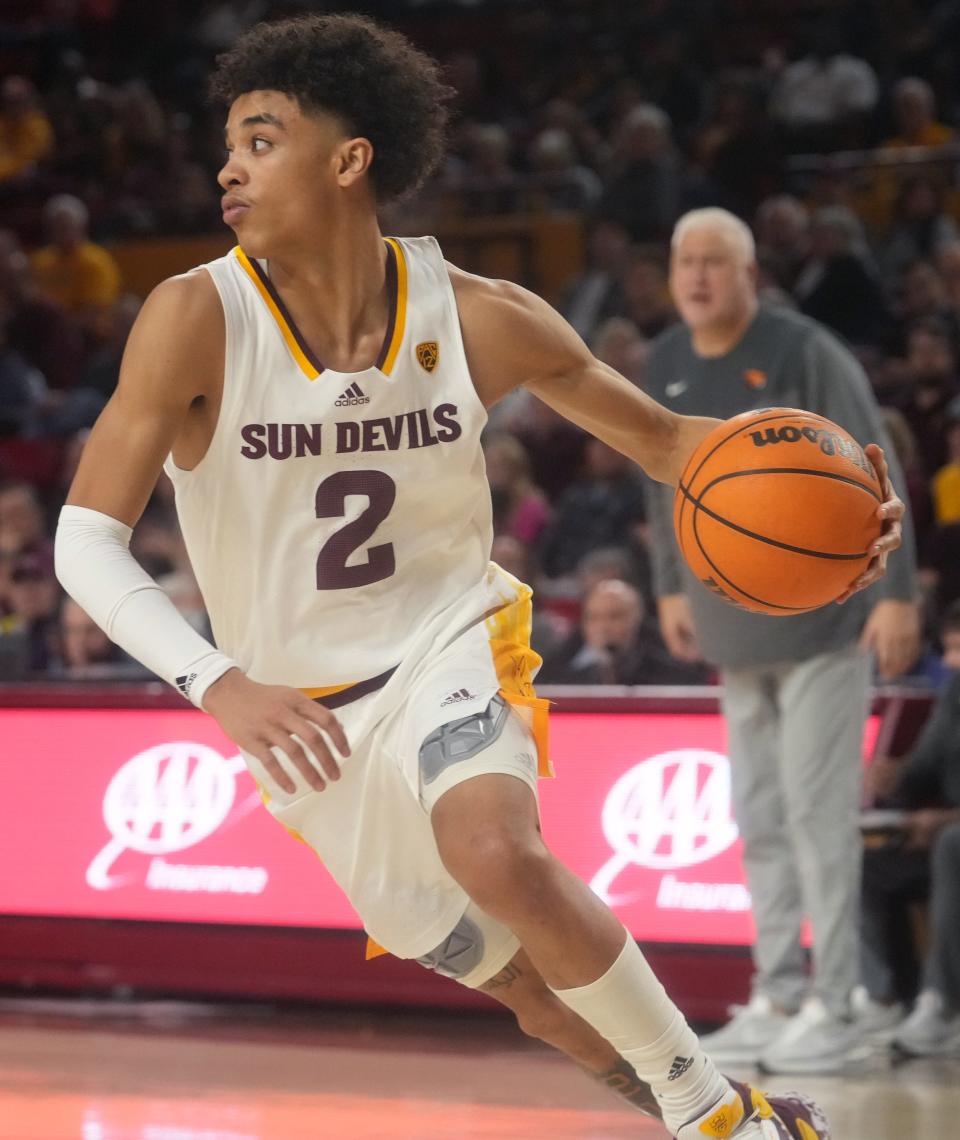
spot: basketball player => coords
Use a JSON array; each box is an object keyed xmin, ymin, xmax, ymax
[{"xmin": 55, "ymin": 15, "xmax": 902, "ymax": 1138}]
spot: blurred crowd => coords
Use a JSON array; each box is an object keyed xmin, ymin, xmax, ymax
[{"xmin": 2, "ymin": 0, "xmax": 960, "ymax": 683}]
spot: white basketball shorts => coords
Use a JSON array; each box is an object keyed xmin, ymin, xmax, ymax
[{"xmin": 240, "ymin": 621, "xmax": 537, "ymax": 987}]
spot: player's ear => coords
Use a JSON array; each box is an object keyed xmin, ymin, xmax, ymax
[{"xmin": 336, "ymin": 137, "xmax": 374, "ymax": 186}]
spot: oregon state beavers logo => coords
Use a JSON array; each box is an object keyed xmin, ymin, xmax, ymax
[{"xmin": 416, "ymin": 341, "xmax": 439, "ymax": 373}]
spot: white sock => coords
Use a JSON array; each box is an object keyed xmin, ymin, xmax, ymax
[{"xmin": 551, "ymin": 932, "xmax": 729, "ymax": 1135}]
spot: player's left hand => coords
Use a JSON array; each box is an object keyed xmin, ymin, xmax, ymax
[{"xmin": 835, "ymin": 443, "xmax": 903, "ymax": 604}]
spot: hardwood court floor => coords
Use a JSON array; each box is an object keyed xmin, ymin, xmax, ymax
[{"xmin": 0, "ymin": 998, "xmax": 956, "ymax": 1139}]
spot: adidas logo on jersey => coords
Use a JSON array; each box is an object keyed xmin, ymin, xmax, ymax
[
  {"xmin": 440, "ymin": 687, "xmax": 476, "ymax": 707},
  {"xmin": 335, "ymin": 382, "xmax": 370, "ymax": 407}
]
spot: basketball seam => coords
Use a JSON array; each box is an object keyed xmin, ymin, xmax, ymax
[
  {"xmin": 676, "ymin": 481, "xmax": 874, "ymax": 560},
  {"xmin": 676, "ymin": 409, "xmax": 826, "ymax": 551},
  {"xmin": 699, "ymin": 466, "xmax": 882, "ymax": 503},
  {"xmin": 690, "ymin": 501, "xmax": 809, "ymax": 612}
]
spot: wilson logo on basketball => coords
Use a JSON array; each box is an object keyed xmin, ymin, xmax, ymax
[
  {"xmin": 416, "ymin": 341, "xmax": 439, "ymax": 372},
  {"xmin": 748, "ymin": 424, "xmax": 870, "ymax": 473}
]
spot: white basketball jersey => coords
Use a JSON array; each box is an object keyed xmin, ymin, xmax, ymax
[{"xmin": 165, "ymin": 236, "xmax": 516, "ymax": 693}]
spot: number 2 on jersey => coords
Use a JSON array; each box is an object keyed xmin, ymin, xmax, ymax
[{"xmin": 315, "ymin": 470, "xmax": 396, "ymax": 590}]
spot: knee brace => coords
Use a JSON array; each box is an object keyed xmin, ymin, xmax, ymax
[
  {"xmin": 416, "ymin": 912, "xmax": 485, "ymax": 980},
  {"xmin": 419, "ymin": 693, "xmax": 511, "ymax": 786}
]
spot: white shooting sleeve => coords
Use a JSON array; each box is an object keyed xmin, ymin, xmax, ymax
[{"xmin": 55, "ymin": 504, "xmax": 237, "ymax": 708}]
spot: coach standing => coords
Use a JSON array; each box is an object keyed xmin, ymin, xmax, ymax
[{"xmin": 645, "ymin": 208, "xmax": 920, "ymax": 1073}]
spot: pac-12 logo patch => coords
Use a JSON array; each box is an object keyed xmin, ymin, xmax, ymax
[{"xmin": 416, "ymin": 341, "xmax": 439, "ymax": 373}]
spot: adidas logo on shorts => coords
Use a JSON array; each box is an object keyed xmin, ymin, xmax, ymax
[
  {"xmin": 335, "ymin": 382, "xmax": 370, "ymax": 407},
  {"xmin": 440, "ymin": 687, "xmax": 476, "ymax": 707}
]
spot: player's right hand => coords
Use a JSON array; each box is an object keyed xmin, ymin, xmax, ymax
[
  {"xmin": 202, "ymin": 668, "xmax": 350, "ymax": 794},
  {"xmin": 657, "ymin": 593, "xmax": 702, "ymax": 662}
]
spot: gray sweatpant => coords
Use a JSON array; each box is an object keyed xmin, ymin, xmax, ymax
[{"xmin": 721, "ymin": 644, "xmax": 872, "ymax": 1015}]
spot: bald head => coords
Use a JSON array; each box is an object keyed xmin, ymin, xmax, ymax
[{"xmin": 582, "ymin": 579, "xmax": 644, "ymax": 652}]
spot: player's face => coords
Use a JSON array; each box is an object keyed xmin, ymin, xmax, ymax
[
  {"xmin": 219, "ymin": 91, "xmax": 354, "ymax": 255},
  {"xmin": 669, "ymin": 228, "xmax": 756, "ymax": 334}
]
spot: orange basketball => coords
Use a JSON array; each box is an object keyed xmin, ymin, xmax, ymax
[{"xmin": 673, "ymin": 407, "xmax": 883, "ymax": 615}]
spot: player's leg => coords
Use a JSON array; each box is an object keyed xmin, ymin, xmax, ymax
[
  {"xmin": 476, "ymin": 946, "xmax": 662, "ymax": 1118},
  {"xmin": 760, "ymin": 645, "xmax": 871, "ymax": 1073},
  {"xmin": 426, "ymin": 698, "xmax": 827, "ymax": 1138}
]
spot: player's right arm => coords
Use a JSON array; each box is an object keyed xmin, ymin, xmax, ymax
[{"xmin": 56, "ymin": 272, "xmax": 347, "ymax": 794}]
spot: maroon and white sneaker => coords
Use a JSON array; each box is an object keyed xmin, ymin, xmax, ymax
[{"xmin": 676, "ymin": 1077, "xmax": 831, "ymax": 1139}]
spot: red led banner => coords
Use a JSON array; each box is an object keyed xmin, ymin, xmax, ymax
[{"xmin": 0, "ymin": 707, "xmax": 878, "ymax": 945}]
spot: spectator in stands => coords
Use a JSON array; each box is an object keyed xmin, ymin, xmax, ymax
[
  {"xmin": 103, "ymin": 80, "xmax": 166, "ymax": 186},
  {"xmin": 487, "ymin": 392, "xmax": 589, "ymax": 501},
  {"xmin": 883, "ymin": 77, "xmax": 955, "ymax": 149},
  {"xmin": 768, "ymin": 21, "xmax": 879, "ymax": 151},
  {"xmin": 113, "ymin": 118, "xmax": 220, "ymax": 237},
  {"xmin": 922, "ymin": 521, "xmax": 960, "ymax": 628},
  {"xmin": 0, "ymin": 480, "xmax": 53, "ymax": 571},
  {"xmin": 793, "ymin": 206, "xmax": 888, "ymax": 348},
  {"xmin": 490, "ymin": 533, "xmax": 567, "ymax": 670},
  {"xmin": 559, "ymin": 219, "xmax": 630, "ymax": 342},
  {"xmin": 592, "ymin": 318, "xmax": 648, "ymax": 388},
  {"xmin": 881, "ymin": 407, "xmax": 933, "ymax": 554},
  {"xmin": 931, "ymin": 418, "xmax": 960, "ymax": 525},
  {"xmin": 688, "ymin": 75, "xmax": 784, "ymax": 220},
  {"xmin": 458, "ymin": 124, "xmax": 519, "ymax": 215},
  {"xmin": 896, "ymin": 259, "xmax": 953, "ymax": 329},
  {"xmin": 539, "ymin": 578, "xmax": 708, "ymax": 686},
  {"xmin": 0, "ymin": 229, "xmax": 84, "ymax": 392},
  {"xmin": 527, "ymin": 128, "xmax": 602, "ymax": 214},
  {"xmin": 483, "ymin": 432, "xmax": 551, "ymax": 548},
  {"xmin": 936, "ymin": 242, "xmax": 960, "ymax": 343},
  {"xmin": 619, "ymin": 245, "xmax": 674, "ymax": 339},
  {"xmin": 30, "ymin": 194, "xmax": 121, "ymax": 327},
  {"xmin": 576, "ymin": 546, "xmax": 645, "ymax": 597},
  {"xmin": 130, "ymin": 482, "xmax": 210, "ymax": 636},
  {"xmin": 3, "ymin": 551, "xmax": 59, "ymax": 672},
  {"xmin": 599, "ymin": 103, "xmax": 679, "ymax": 242},
  {"xmin": 860, "ymin": 601, "xmax": 960, "ymax": 1055},
  {"xmin": 879, "ymin": 176, "xmax": 958, "ymax": 281},
  {"xmin": 538, "ymin": 437, "xmax": 649, "ymax": 581},
  {"xmin": 754, "ymin": 195, "xmax": 810, "ymax": 292},
  {"xmin": 51, "ymin": 595, "xmax": 151, "ymax": 679},
  {"xmin": 0, "ymin": 76, "xmax": 54, "ymax": 184},
  {"xmin": 896, "ymin": 317, "xmax": 960, "ymax": 478},
  {"xmin": 80, "ymin": 293, "xmax": 141, "ymax": 402},
  {"xmin": 0, "ymin": 319, "xmax": 48, "ymax": 438}
]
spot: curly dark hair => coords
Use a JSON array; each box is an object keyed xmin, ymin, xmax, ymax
[{"xmin": 209, "ymin": 13, "xmax": 452, "ymax": 204}]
